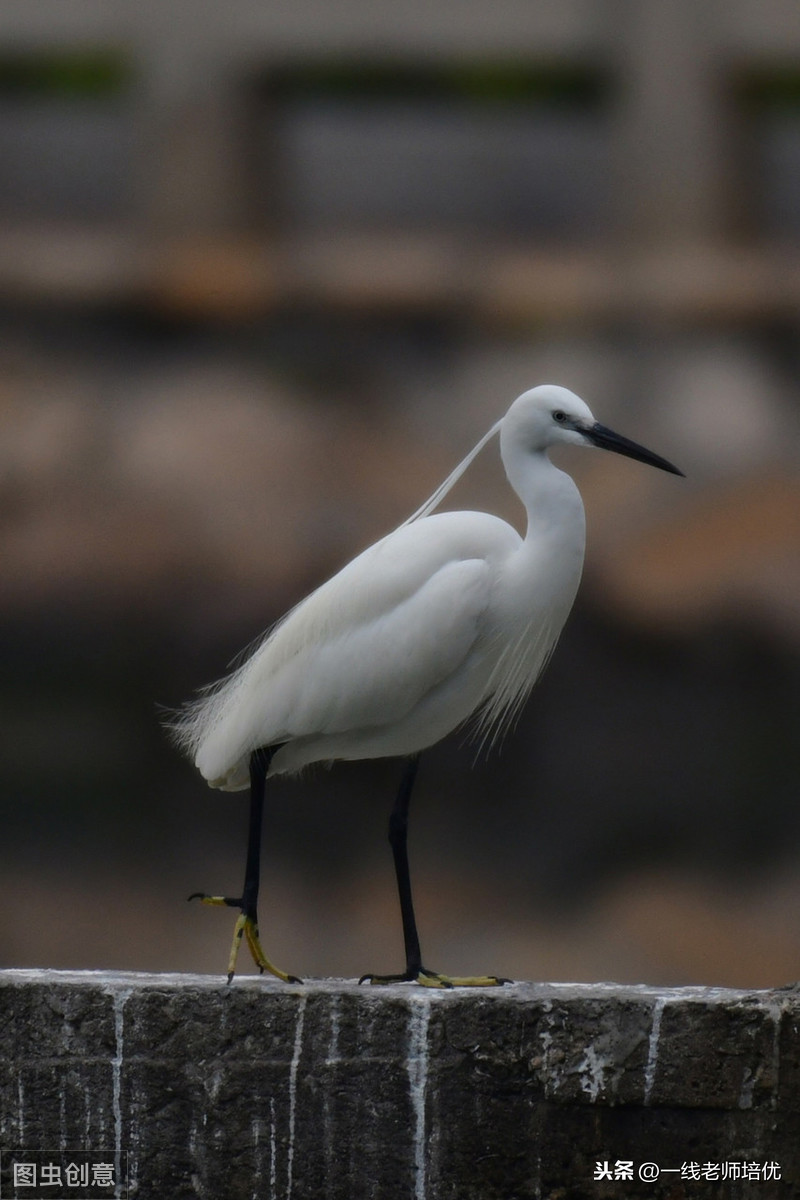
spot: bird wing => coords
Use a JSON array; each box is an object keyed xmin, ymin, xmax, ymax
[
  {"xmin": 181, "ymin": 511, "xmax": 519, "ymax": 784},
  {"xmin": 257, "ymin": 555, "xmax": 493, "ymax": 738}
]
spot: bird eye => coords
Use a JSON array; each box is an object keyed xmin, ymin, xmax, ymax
[{"xmin": 552, "ymin": 410, "xmax": 567, "ymax": 423}]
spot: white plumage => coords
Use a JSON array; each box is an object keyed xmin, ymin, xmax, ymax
[
  {"xmin": 172, "ymin": 383, "xmax": 680, "ymax": 789},
  {"xmin": 172, "ymin": 383, "xmax": 682, "ymax": 985}
]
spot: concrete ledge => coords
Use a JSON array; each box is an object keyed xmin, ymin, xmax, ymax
[{"xmin": 1, "ymin": 970, "xmax": 798, "ymax": 1198}]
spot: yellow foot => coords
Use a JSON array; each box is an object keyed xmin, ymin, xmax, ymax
[
  {"xmin": 359, "ymin": 967, "xmax": 511, "ymax": 989},
  {"xmin": 188, "ymin": 893, "xmax": 302, "ymax": 985}
]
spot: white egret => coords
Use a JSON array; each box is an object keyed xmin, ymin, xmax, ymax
[{"xmin": 170, "ymin": 384, "xmax": 682, "ymax": 987}]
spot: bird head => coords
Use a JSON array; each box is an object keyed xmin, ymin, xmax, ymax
[{"xmin": 504, "ymin": 384, "xmax": 684, "ymax": 476}]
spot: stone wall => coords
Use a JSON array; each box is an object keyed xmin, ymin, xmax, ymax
[{"xmin": 1, "ymin": 970, "xmax": 798, "ymax": 1198}]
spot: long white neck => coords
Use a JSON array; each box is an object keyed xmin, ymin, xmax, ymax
[
  {"xmin": 500, "ymin": 429, "xmax": 586, "ymax": 547},
  {"xmin": 476, "ymin": 423, "xmax": 588, "ymax": 748}
]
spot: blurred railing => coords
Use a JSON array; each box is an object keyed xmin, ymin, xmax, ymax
[{"xmin": 0, "ymin": 2, "xmax": 797, "ymax": 318}]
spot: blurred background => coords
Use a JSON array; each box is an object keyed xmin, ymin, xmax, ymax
[{"xmin": 1, "ymin": 0, "xmax": 799, "ymax": 989}]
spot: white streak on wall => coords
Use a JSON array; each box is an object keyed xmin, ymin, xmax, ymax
[
  {"xmin": 644, "ymin": 997, "xmax": 666, "ymax": 1105},
  {"xmin": 59, "ymin": 1086, "xmax": 67, "ymax": 1152},
  {"xmin": 84, "ymin": 1085, "xmax": 92, "ymax": 1146},
  {"xmin": 252, "ymin": 1115, "xmax": 262, "ymax": 1200},
  {"xmin": 761, "ymin": 996, "xmax": 784, "ymax": 1111},
  {"xmin": 286, "ymin": 993, "xmax": 307, "ymax": 1200},
  {"xmin": 407, "ymin": 996, "xmax": 431, "ymax": 1200},
  {"xmin": 323, "ymin": 996, "xmax": 341, "ymax": 1178},
  {"xmin": 108, "ymin": 987, "xmax": 132, "ymax": 1200},
  {"xmin": 269, "ymin": 1097, "xmax": 277, "ymax": 1200},
  {"xmin": 17, "ymin": 1075, "xmax": 24, "ymax": 1143},
  {"xmin": 325, "ymin": 995, "xmax": 340, "ymax": 1066},
  {"xmin": 539, "ymin": 1001, "xmax": 558, "ymax": 1096}
]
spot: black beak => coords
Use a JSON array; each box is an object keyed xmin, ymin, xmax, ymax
[{"xmin": 585, "ymin": 423, "xmax": 684, "ymax": 477}]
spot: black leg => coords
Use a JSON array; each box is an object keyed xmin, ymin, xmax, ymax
[
  {"xmin": 359, "ymin": 754, "xmax": 427, "ymax": 985},
  {"xmin": 241, "ymin": 746, "xmax": 270, "ymax": 920},
  {"xmin": 388, "ymin": 754, "xmax": 424, "ymax": 978},
  {"xmin": 360, "ymin": 754, "xmax": 511, "ymax": 989},
  {"xmin": 189, "ymin": 747, "xmax": 273, "ymax": 916},
  {"xmin": 189, "ymin": 745, "xmax": 301, "ymax": 984}
]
